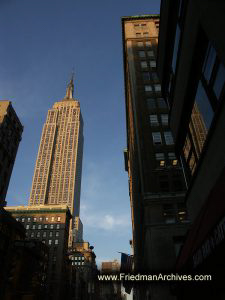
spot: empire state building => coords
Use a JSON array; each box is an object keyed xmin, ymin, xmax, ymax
[{"xmin": 29, "ymin": 77, "xmax": 83, "ymax": 221}]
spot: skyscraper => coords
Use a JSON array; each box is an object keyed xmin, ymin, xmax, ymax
[
  {"xmin": 122, "ymin": 15, "xmax": 189, "ymax": 299},
  {"xmin": 29, "ymin": 77, "xmax": 83, "ymax": 244},
  {"xmin": 0, "ymin": 101, "xmax": 23, "ymax": 206}
]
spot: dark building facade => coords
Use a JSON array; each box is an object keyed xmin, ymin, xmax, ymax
[
  {"xmin": 157, "ymin": 0, "xmax": 225, "ymax": 299},
  {"xmin": 122, "ymin": 15, "xmax": 189, "ymax": 299},
  {"xmin": 0, "ymin": 208, "xmax": 48, "ymax": 300},
  {"xmin": 68, "ymin": 241, "xmax": 99, "ymax": 300},
  {"xmin": 0, "ymin": 101, "xmax": 23, "ymax": 206},
  {"xmin": 5, "ymin": 205, "xmax": 72, "ymax": 300},
  {"xmin": 0, "ymin": 208, "xmax": 25, "ymax": 299}
]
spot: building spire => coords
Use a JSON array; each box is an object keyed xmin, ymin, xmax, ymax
[{"xmin": 65, "ymin": 72, "xmax": 74, "ymax": 99}]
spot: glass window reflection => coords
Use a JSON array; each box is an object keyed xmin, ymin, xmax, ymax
[
  {"xmin": 172, "ymin": 25, "xmax": 181, "ymax": 73},
  {"xmin": 195, "ymin": 81, "xmax": 213, "ymax": 130},
  {"xmin": 213, "ymin": 63, "xmax": 225, "ymax": 99},
  {"xmin": 203, "ymin": 45, "xmax": 216, "ymax": 82}
]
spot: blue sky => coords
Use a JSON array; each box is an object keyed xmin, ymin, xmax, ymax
[{"xmin": 1, "ymin": 0, "xmax": 160, "ymax": 266}]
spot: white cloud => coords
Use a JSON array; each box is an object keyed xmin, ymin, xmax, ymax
[{"xmin": 80, "ymin": 206, "xmax": 130, "ymax": 231}]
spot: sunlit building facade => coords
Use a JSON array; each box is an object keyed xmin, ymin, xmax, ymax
[
  {"xmin": 122, "ymin": 15, "xmax": 189, "ymax": 300},
  {"xmin": 29, "ymin": 79, "xmax": 83, "ymax": 211},
  {"xmin": 29, "ymin": 77, "xmax": 83, "ymax": 244}
]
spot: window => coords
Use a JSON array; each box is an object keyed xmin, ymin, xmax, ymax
[
  {"xmin": 145, "ymin": 85, "xmax": 152, "ymax": 92},
  {"xmin": 213, "ymin": 63, "xmax": 225, "ymax": 99},
  {"xmin": 27, "ymin": 217, "xmax": 31, "ymax": 222},
  {"xmin": 150, "ymin": 61, "xmax": 156, "ymax": 68},
  {"xmin": 155, "ymin": 153, "xmax": 165, "ymax": 167},
  {"xmin": 51, "ymin": 217, "xmax": 54, "ymax": 222},
  {"xmin": 143, "ymin": 32, "xmax": 149, "ymax": 37},
  {"xmin": 37, "ymin": 232, "xmax": 41, "ymax": 238},
  {"xmin": 147, "ymin": 50, "xmax": 154, "ymax": 58},
  {"xmin": 49, "ymin": 231, "xmax": 53, "ymax": 237},
  {"xmin": 137, "ymin": 42, "xmax": 144, "ymax": 47},
  {"xmin": 56, "ymin": 224, "xmax": 60, "ymax": 229},
  {"xmin": 31, "ymin": 232, "xmax": 34, "ymax": 238},
  {"xmin": 161, "ymin": 114, "xmax": 168, "ymax": 126},
  {"xmin": 16, "ymin": 218, "xmax": 19, "ymax": 221},
  {"xmin": 22, "ymin": 218, "xmax": 25, "ymax": 222},
  {"xmin": 138, "ymin": 51, "xmax": 145, "ymax": 58},
  {"xmin": 134, "ymin": 23, "xmax": 146, "ymax": 29},
  {"xmin": 50, "ymin": 224, "xmax": 54, "ymax": 229},
  {"xmin": 44, "ymin": 224, "xmax": 48, "ymax": 229},
  {"xmin": 154, "ymin": 84, "xmax": 161, "ymax": 92},
  {"xmin": 151, "ymin": 72, "xmax": 158, "ymax": 81},
  {"xmin": 26, "ymin": 225, "xmax": 30, "ymax": 230},
  {"xmin": 195, "ymin": 81, "xmax": 213, "ymax": 130},
  {"xmin": 45, "ymin": 217, "xmax": 49, "ymax": 221},
  {"xmin": 38, "ymin": 225, "xmax": 41, "ymax": 229},
  {"xmin": 142, "ymin": 72, "xmax": 150, "ymax": 81},
  {"xmin": 157, "ymin": 98, "xmax": 167, "ymax": 108},
  {"xmin": 172, "ymin": 25, "xmax": 181, "ymax": 73},
  {"xmin": 136, "ymin": 32, "xmax": 141, "ymax": 37},
  {"xmin": 168, "ymin": 152, "xmax": 178, "ymax": 166},
  {"xmin": 147, "ymin": 98, "xmax": 156, "ymax": 109},
  {"xmin": 177, "ymin": 203, "xmax": 187, "ymax": 222},
  {"xmin": 140, "ymin": 61, "xmax": 147, "ymax": 68},
  {"xmin": 55, "ymin": 240, "xmax": 58, "ymax": 245},
  {"xmin": 146, "ymin": 41, "xmax": 152, "ymax": 47},
  {"xmin": 57, "ymin": 216, "xmax": 61, "ymax": 222},
  {"xmin": 203, "ymin": 45, "xmax": 216, "ymax": 82},
  {"xmin": 33, "ymin": 217, "xmax": 37, "ymax": 222},
  {"xmin": 56, "ymin": 231, "xmax": 59, "ymax": 237},
  {"xmin": 164, "ymin": 131, "xmax": 174, "ymax": 145},
  {"xmin": 149, "ymin": 115, "xmax": 159, "ymax": 126},
  {"xmin": 39, "ymin": 217, "xmax": 43, "ymax": 221},
  {"xmin": 152, "ymin": 132, "xmax": 162, "ymax": 145},
  {"xmin": 43, "ymin": 232, "xmax": 47, "ymax": 237},
  {"xmin": 32, "ymin": 225, "xmax": 36, "ymax": 229},
  {"xmin": 49, "ymin": 240, "xmax": 52, "ymax": 245},
  {"xmin": 163, "ymin": 204, "xmax": 176, "ymax": 224}
]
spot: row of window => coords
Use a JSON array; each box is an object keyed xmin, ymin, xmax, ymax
[
  {"xmin": 150, "ymin": 114, "xmax": 168, "ymax": 126},
  {"xmin": 155, "ymin": 152, "xmax": 178, "ymax": 167},
  {"xmin": 142, "ymin": 71, "xmax": 158, "ymax": 81},
  {"xmin": 152, "ymin": 131, "xmax": 174, "ymax": 145},
  {"xmin": 183, "ymin": 43, "xmax": 225, "ymax": 178},
  {"xmin": 135, "ymin": 32, "xmax": 150, "ymax": 38},
  {"xmin": 17, "ymin": 216, "xmax": 61, "ymax": 222},
  {"xmin": 203, "ymin": 44, "xmax": 225, "ymax": 100},
  {"xmin": 137, "ymin": 41, "xmax": 152, "ymax": 48},
  {"xmin": 138, "ymin": 50, "xmax": 154, "ymax": 58},
  {"xmin": 25, "ymin": 223, "xmax": 61, "ymax": 230},
  {"xmin": 42, "ymin": 239, "xmax": 59, "ymax": 245},
  {"xmin": 144, "ymin": 84, "xmax": 161, "ymax": 92},
  {"xmin": 141, "ymin": 61, "xmax": 156, "ymax": 69},
  {"xmin": 147, "ymin": 98, "xmax": 167, "ymax": 109},
  {"xmin": 71, "ymin": 256, "xmax": 84, "ymax": 261},
  {"xmin": 163, "ymin": 203, "xmax": 187, "ymax": 224},
  {"xmin": 28, "ymin": 231, "xmax": 60, "ymax": 238},
  {"xmin": 72, "ymin": 262, "xmax": 84, "ymax": 266},
  {"xmin": 134, "ymin": 23, "xmax": 147, "ymax": 28}
]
